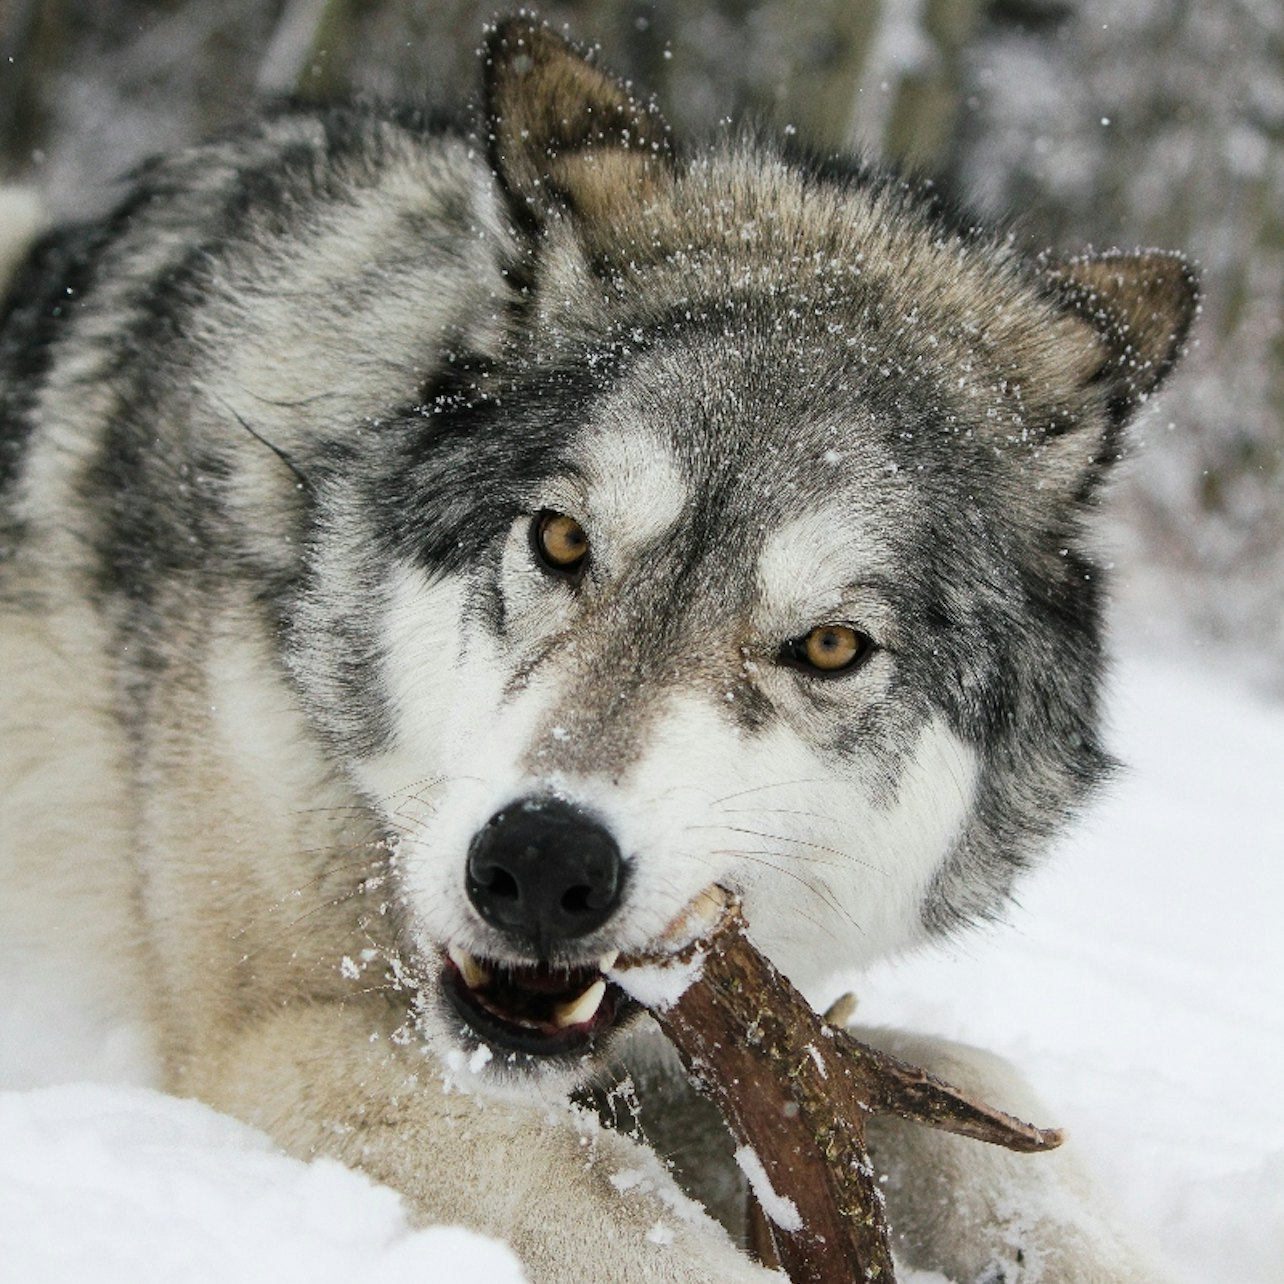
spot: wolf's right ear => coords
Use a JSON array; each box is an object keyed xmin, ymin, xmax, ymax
[
  {"xmin": 1041, "ymin": 250, "xmax": 1200, "ymax": 426},
  {"xmin": 483, "ymin": 16, "xmax": 674, "ymax": 230}
]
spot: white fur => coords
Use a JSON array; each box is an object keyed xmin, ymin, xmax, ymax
[
  {"xmin": 755, "ymin": 507, "xmax": 900, "ymax": 646},
  {"xmin": 356, "ymin": 565, "xmax": 520, "ymax": 955},
  {"xmin": 0, "ymin": 578, "xmax": 153, "ymax": 1082},
  {"xmin": 358, "ymin": 547, "xmax": 976, "ymax": 1007},
  {"xmin": 576, "ymin": 424, "xmax": 691, "ymax": 562}
]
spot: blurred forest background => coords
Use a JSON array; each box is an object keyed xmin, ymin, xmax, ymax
[{"xmin": 1, "ymin": 0, "xmax": 1281, "ymax": 688}]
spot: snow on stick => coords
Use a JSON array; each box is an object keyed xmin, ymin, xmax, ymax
[{"xmin": 613, "ymin": 889, "xmax": 1065, "ymax": 1284}]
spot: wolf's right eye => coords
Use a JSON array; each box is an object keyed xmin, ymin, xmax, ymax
[{"xmin": 533, "ymin": 510, "xmax": 590, "ymax": 577}]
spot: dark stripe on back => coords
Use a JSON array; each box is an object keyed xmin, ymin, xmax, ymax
[{"xmin": 0, "ymin": 187, "xmax": 156, "ymax": 508}]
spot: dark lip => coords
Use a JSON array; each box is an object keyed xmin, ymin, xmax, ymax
[{"xmin": 441, "ymin": 951, "xmax": 632, "ymax": 1058}]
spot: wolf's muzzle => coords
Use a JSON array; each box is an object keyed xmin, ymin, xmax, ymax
[{"xmin": 465, "ymin": 796, "xmax": 624, "ymax": 952}]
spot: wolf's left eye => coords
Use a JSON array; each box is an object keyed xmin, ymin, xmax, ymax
[
  {"xmin": 533, "ymin": 510, "xmax": 590, "ymax": 576},
  {"xmin": 781, "ymin": 624, "xmax": 871, "ymax": 676}
]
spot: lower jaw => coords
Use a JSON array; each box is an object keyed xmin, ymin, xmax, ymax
[{"xmin": 441, "ymin": 961, "xmax": 632, "ymax": 1059}]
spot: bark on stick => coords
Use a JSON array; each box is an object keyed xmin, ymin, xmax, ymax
[{"xmin": 615, "ymin": 892, "xmax": 1063, "ymax": 1284}]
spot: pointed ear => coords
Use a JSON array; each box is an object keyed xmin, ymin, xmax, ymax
[
  {"xmin": 483, "ymin": 16, "xmax": 673, "ymax": 230},
  {"xmin": 1041, "ymin": 250, "xmax": 1199, "ymax": 424}
]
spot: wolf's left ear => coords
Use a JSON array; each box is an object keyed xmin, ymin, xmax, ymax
[
  {"xmin": 1041, "ymin": 250, "xmax": 1200, "ymax": 425},
  {"xmin": 484, "ymin": 16, "xmax": 674, "ymax": 229}
]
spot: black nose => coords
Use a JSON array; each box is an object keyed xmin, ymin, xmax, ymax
[{"xmin": 465, "ymin": 797, "xmax": 625, "ymax": 950}]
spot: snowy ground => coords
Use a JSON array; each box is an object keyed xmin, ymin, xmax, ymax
[
  {"xmin": 1, "ymin": 649, "xmax": 1281, "ymax": 1283},
  {"xmin": 856, "ymin": 651, "xmax": 1284, "ymax": 1283}
]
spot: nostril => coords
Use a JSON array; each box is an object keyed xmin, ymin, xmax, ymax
[
  {"xmin": 560, "ymin": 884, "xmax": 592, "ymax": 914},
  {"xmin": 476, "ymin": 864, "xmax": 520, "ymax": 902}
]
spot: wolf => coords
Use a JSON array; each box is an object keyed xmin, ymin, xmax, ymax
[{"xmin": 0, "ymin": 14, "xmax": 1196, "ymax": 1283}]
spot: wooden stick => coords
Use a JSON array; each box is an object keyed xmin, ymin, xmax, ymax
[{"xmin": 613, "ymin": 893, "xmax": 1063, "ymax": 1284}]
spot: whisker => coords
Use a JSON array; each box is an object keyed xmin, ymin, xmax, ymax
[
  {"xmin": 706, "ymin": 847, "xmax": 864, "ymax": 940},
  {"xmin": 237, "ymin": 883, "xmax": 380, "ymax": 966},
  {"xmin": 708, "ymin": 778, "xmax": 826, "ymax": 808},
  {"xmin": 691, "ymin": 823, "xmax": 885, "ymax": 875},
  {"xmin": 714, "ymin": 805, "xmax": 838, "ymax": 824},
  {"xmin": 229, "ymin": 849, "xmax": 389, "ymax": 942},
  {"xmin": 289, "ymin": 803, "xmax": 382, "ymax": 820}
]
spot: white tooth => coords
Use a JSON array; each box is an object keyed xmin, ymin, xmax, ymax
[
  {"xmin": 598, "ymin": 950, "xmax": 620, "ymax": 973},
  {"xmin": 447, "ymin": 945, "xmax": 491, "ymax": 990},
  {"xmin": 552, "ymin": 978, "xmax": 607, "ymax": 1029}
]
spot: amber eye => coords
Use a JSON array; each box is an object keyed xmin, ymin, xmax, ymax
[
  {"xmin": 784, "ymin": 624, "xmax": 869, "ymax": 676},
  {"xmin": 533, "ymin": 510, "xmax": 590, "ymax": 574}
]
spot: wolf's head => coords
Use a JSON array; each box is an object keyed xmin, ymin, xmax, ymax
[{"xmin": 285, "ymin": 18, "xmax": 1196, "ymax": 1079}]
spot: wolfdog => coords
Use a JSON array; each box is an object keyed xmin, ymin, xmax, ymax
[{"xmin": 0, "ymin": 15, "xmax": 1195, "ymax": 1282}]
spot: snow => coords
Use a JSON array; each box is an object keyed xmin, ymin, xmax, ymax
[
  {"xmin": 1, "ymin": 650, "xmax": 1281, "ymax": 1282},
  {"xmin": 733, "ymin": 1146, "xmax": 804, "ymax": 1233},
  {"xmin": 0, "ymin": 1084, "xmax": 526, "ymax": 1284},
  {"xmin": 853, "ymin": 652, "xmax": 1284, "ymax": 1284},
  {"xmin": 607, "ymin": 949, "xmax": 707, "ymax": 1010}
]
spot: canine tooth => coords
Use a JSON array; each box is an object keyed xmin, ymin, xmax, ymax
[
  {"xmin": 552, "ymin": 978, "xmax": 607, "ymax": 1029},
  {"xmin": 598, "ymin": 950, "xmax": 620, "ymax": 972},
  {"xmin": 447, "ymin": 945, "xmax": 491, "ymax": 990}
]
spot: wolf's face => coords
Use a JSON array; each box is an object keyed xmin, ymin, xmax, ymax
[
  {"xmin": 278, "ymin": 22, "xmax": 1196, "ymax": 1079},
  {"xmin": 332, "ymin": 331, "xmax": 982, "ymax": 1072}
]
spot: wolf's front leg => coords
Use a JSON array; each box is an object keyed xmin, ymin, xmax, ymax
[
  {"xmin": 184, "ymin": 1001, "xmax": 778, "ymax": 1284},
  {"xmin": 855, "ymin": 1027, "xmax": 1171, "ymax": 1284}
]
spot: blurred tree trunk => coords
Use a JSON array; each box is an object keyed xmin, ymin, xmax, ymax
[
  {"xmin": 0, "ymin": 0, "xmax": 67, "ymax": 172},
  {"xmin": 885, "ymin": 0, "xmax": 985, "ymax": 170}
]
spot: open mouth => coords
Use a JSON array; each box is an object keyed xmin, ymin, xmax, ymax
[{"xmin": 442, "ymin": 946, "xmax": 630, "ymax": 1057}]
